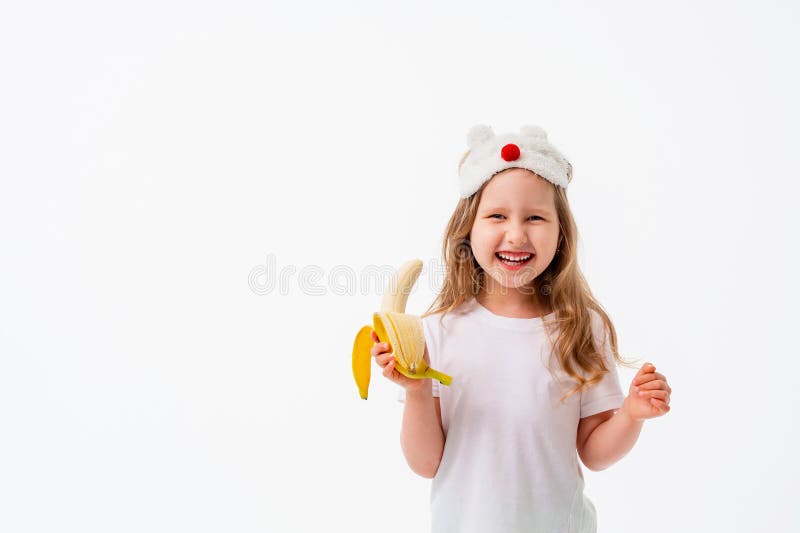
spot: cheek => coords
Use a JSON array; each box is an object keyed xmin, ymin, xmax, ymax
[
  {"xmin": 532, "ymin": 226, "xmax": 559, "ymax": 243},
  {"xmin": 473, "ymin": 229, "xmax": 502, "ymax": 253},
  {"xmin": 476, "ymin": 222, "xmax": 502, "ymax": 238}
]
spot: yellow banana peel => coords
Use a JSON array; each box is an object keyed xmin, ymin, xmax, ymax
[{"xmin": 352, "ymin": 259, "xmax": 453, "ymax": 400}]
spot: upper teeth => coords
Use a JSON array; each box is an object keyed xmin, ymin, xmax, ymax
[{"xmin": 498, "ymin": 253, "xmax": 532, "ymax": 261}]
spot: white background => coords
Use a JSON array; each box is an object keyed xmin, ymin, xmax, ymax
[{"xmin": 1, "ymin": 1, "xmax": 798, "ymax": 531}]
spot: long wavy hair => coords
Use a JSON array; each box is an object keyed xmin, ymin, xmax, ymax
[{"xmin": 421, "ymin": 154, "xmax": 639, "ymax": 402}]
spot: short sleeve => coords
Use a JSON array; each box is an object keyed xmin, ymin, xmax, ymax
[
  {"xmin": 397, "ymin": 315, "xmax": 441, "ymax": 404},
  {"xmin": 580, "ymin": 310, "xmax": 626, "ymax": 418}
]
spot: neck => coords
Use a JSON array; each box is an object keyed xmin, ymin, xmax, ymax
[{"xmin": 476, "ymin": 279, "xmax": 551, "ymax": 319}]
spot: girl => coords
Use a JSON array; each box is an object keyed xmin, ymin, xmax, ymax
[{"xmin": 371, "ymin": 124, "xmax": 673, "ymax": 533}]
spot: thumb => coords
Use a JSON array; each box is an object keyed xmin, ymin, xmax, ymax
[{"xmin": 636, "ymin": 362, "xmax": 655, "ymax": 376}]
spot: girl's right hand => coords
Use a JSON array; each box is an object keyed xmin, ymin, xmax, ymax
[{"xmin": 370, "ymin": 329, "xmax": 430, "ymax": 394}]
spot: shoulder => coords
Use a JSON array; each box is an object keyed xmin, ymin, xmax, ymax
[
  {"xmin": 587, "ymin": 307, "xmax": 612, "ymax": 345},
  {"xmin": 421, "ymin": 299, "xmax": 476, "ymax": 325},
  {"xmin": 580, "ymin": 307, "xmax": 619, "ymax": 372},
  {"xmin": 420, "ymin": 311, "xmax": 446, "ymax": 347},
  {"xmin": 421, "ymin": 311, "xmax": 443, "ymax": 332},
  {"xmin": 421, "ymin": 305, "xmax": 461, "ymax": 332},
  {"xmin": 421, "ymin": 311, "xmax": 449, "ymax": 349},
  {"xmin": 587, "ymin": 307, "xmax": 603, "ymax": 329}
]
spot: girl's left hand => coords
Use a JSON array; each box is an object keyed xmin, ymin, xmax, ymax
[{"xmin": 621, "ymin": 362, "xmax": 672, "ymax": 421}]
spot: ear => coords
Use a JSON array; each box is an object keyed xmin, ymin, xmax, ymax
[
  {"xmin": 466, "ymin": 124, "xmax": 494, "ymax": 150},
  {"xmin": 520, "ymin": 124, "xmax": 548, "ymax": 140}
]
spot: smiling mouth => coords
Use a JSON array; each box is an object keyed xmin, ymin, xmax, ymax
[{"xmin": 495, "ymin": 252, "xmax": 534, "ymax": 266}]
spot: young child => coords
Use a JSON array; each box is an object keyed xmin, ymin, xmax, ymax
[{"xmin": 371, "ymin": 124, "xmax": 673, "ymax": 533}]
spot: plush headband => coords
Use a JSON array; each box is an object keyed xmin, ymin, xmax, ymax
[{"xmin": 457, "ymin": 124, "xmax": 572, "ymax": 198}]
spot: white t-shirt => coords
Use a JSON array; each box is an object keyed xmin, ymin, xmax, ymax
[{"xmin": 397, "ymin": 297, "xmax": 626, "ymax": 533}]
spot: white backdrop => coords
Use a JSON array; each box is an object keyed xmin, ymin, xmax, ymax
[{"xmin": 2, "ymin": 1, "xmax": 798, "ymax": 531}]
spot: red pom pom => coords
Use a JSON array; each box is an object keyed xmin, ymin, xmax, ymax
[{"xmin": 501, "ymin": 143, "xmax": 520, "ymax": 161}]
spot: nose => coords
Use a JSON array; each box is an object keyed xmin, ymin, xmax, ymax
[{"xmin": 506, "ymin": 221, "xmax": 528, "ymax": 245}]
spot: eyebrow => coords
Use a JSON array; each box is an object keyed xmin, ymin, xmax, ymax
[{"xmin": 481, "ymin": 205, "xmax": 554, "ymax": 215}]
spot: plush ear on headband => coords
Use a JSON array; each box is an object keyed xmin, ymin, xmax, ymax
[
  {"xmin": 520, "ymin": 124, "xmax": 548, "ymax": 140},
  {"xmin": 466, "ymin": 124, "xmax": 494, "ymax": 150}
]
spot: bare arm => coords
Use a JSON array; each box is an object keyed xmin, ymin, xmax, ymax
[
  {"xmin": 400, "ymin": 379, "xmax": 445, "ymax": 478},
  {"xmin": 578, "ymin": 406, "xmax": 643, "ymax": 471},
  {"xmin": 578, "ymin": 363, "xmax": 672, "ymax": 471}
]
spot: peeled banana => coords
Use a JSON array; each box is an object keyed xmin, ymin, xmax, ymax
[{"xmin": 351, "ymin": 259, "xmax": 453, "ymax": 400}]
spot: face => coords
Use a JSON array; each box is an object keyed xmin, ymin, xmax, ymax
[{"xmin": 469, "ymin": 167, "xmax": 561, "ymax": 295}]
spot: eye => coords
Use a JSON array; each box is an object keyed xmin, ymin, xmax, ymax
[{"xmin": 489, "ymin": 214, "xmax": 544, "ymax": 221}]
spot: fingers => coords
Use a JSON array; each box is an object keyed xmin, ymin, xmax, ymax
[
  {"xmin": 383, "ymin": 357, "xmax": 408, "ymax": 386},
  {"xmin": 636, "ymin": 378, "xmax": 672, "ymax": 394},
  {"xmin": 634, "ymin": 362, "xmax": 656, "ymax": 377},
  {"xmin": 631, "ymin": 362, "xmax": 673, "ymax": 412},
  {"xmin": 632, "ymin": 363, "xmax": 667, "ymax": 386},
  {"xmin": 634, "ymin": 371, "xmax": 665, "ymax": 384},
  {"xmin": 375, "ymin": 352, "xmax": 394, "ymax": 367},
  {"xmin": 371, "ymin": 334, "xmax": 395, "ymax": 369},
  {"xmin": 637, "ymin": 389, "xmax": 670, "ymax": 404},
  {"xmin": 383, "ymin": 357, "xmax": 396, "ymax": 378},
  {"xmin": 650, "ymin": 398, "xmax": 671, "ymax": 412},
  {"xmin": 370, "ymin": 340, "xmax": 392, "ymax": 358}
]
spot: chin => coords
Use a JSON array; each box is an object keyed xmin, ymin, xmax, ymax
[{"xmin": 487, "ymin": 271, "xmax": 537, "ymax": 291}]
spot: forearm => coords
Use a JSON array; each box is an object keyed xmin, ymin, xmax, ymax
[
  {"xmin": 400, "ymin": 381, "xmax": 445, "ymax": 478},
  {"xmin": 581, "ymin": 406, "xmax": 644, "ymax": 471}
]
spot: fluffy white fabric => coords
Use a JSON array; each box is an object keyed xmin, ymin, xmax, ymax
[{"xmin": 459, "ymin": 124, "xmax": 572, "ymax": 198}]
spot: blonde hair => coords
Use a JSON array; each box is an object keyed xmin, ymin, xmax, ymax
[{"xmin": 421, "ymin": 151, "xmax": 639, "ymax": 402}]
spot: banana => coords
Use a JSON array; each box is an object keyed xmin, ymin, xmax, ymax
[
  {"xmin": 352, "ymin": 259, "xmax": 453, "ymax": 400},
  {"xmin": 352, "ymin": 326, "xmax": 373, "ymax": 400},
  {"xmin": 380, "ymin": 259, "xmax": 422, "ymax": 313}
]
